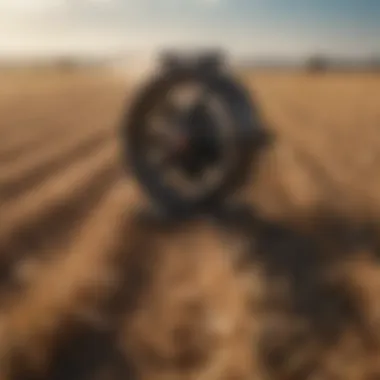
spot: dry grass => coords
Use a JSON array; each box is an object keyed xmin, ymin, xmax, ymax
[{"xmin": 0, "ymin": 68, "xmax": 379, "ymax": 380}]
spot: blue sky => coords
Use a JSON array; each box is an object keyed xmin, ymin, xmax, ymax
[{"xmin": 0, "ymin": 0, "xmax": 379, "ymax": 59}]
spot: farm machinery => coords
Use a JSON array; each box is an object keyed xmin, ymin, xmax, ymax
[{"xmin": 120, "ymin": 51, "xmax": 272, "ymax": 218}]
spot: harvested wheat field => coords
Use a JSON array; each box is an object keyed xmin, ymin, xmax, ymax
[{"xmin": 0, "ymin": 68, "xmax": 379, "ymax": 380}]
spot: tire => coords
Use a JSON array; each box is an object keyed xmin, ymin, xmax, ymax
[{"xmin": 120, "ymin": 67, "xmax": 267, "ymax": 217}]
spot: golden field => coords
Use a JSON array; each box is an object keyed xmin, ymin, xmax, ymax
[{"xmin": 0, "ymin": 68, "xmax": 379, "ymax": 380}]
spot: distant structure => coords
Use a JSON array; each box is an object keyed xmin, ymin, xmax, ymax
[
  {"xmin": 305, "ymin": 55, "xmax": 329, "ymax": 73},
  {"xmin": 54, "ymin": 57, "xmax": 78, "ymax": 72},
  {"xmin": 368, "ymin": 55, "xmax": 380, "ymax": 72},
  {"xmin": 159, "ymin": 49, "xmax": 226, "ymax": 73}
]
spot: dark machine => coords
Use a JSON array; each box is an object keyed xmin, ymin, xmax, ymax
[{"xmin": 120, "ymin": 51, "xmax": 271, "ymax": 217}]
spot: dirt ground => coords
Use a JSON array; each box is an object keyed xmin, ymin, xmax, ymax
[{"xmin": 0, "ymin": 68, "xmax": 380, "ymax": 380}]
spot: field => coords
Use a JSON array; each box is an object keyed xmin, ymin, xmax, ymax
[{"xmin": 0, "ymin": 68, "xmax": 380, "ymax": 380}]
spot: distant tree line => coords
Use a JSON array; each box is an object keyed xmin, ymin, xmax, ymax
[
  {"xmin": 368, "ymin": 56, "xmax": 380, "ymax": 71},
  {"xmin": 305, "ymin": 54, "xmax": 380, "ymax": 73},
  {"xmin": 55, "ymin": 57, "xmax": 78, "ymax": 72},
  {"xmin": 305, "ymin": 55, "xmax": 329, "ymax": 73}
]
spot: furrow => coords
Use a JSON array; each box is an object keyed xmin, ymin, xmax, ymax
[
  {"xmin": 0, "ymin": 143, "xmax": 121, "ymax": 260},
  {"xmin": 0, "ymin": 128, "xmax": 112, "ymax": 202},
  {"xmin": 0, "ymin": 181, "xmax": 141, "ymax": 377},
  {"xmin": 0, "ymin": 92, "xmax": 118, "ymax": 166}
]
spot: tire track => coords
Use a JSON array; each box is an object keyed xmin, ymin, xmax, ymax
[
  {"xmin": 0, "ymin": 117, "xmax": 106, "ymax": 169},
  {"xmin": 0, "ymin": 90, "xmax": 120, "ymax": 166},
  {"xmin": 0, "ymin": 128, "xmax": 63, "ymax": 166},
  {"xmin": 0, "ymin": 95, "xmax": 76, "ymax": 142},
  {"xmin": 0, "ymin": 128, "xmax": 113, "ymax": 202},
  {"xmin": 0, "ymin": 143, "xmax": 120, "ymax": 272},
  {"xmin": 260, "ymin": 91, "xmax": 380, "ymax": 213},
  {"xmin": 0, "ymin": 182, "xmax": 142, "ymax": 379}
]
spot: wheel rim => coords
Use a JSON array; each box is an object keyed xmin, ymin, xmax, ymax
[{"xmin": 130, "ymin": 76, "xmax": 239, "ymax": 200}]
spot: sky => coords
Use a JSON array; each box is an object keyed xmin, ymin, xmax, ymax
[{"xmin": 0, "ymin": 0, "xmax": 379, "ymax": 60}]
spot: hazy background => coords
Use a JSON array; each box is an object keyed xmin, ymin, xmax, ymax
[{"xmin": 1, "ymin": 0, "xmax": 379, "ymax": 67}]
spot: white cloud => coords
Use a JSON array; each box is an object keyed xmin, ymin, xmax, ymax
[
  {"xmin": 0, "ymin": 0, "xmax": 65, "ymax": 13},
  {"xmin": 202, "ymin": 0, "xmax": 220, "ymax": 5},
  {"xmin": 0, "ymin": 0, "xmax": 221, "ymax": 17}
]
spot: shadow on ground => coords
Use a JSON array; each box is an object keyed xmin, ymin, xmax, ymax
[
  {"xmin": 214, "ymin": 203, "xmax": 380, "ymax": 380},
  {"xmin": 3, "ymin": 203, "xmax": 380, "ymax": 380}
]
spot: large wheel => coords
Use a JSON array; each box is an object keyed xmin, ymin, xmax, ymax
[{"xmin": 120, "ymin": 66, "xmax": 268, "ymax": 216}]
